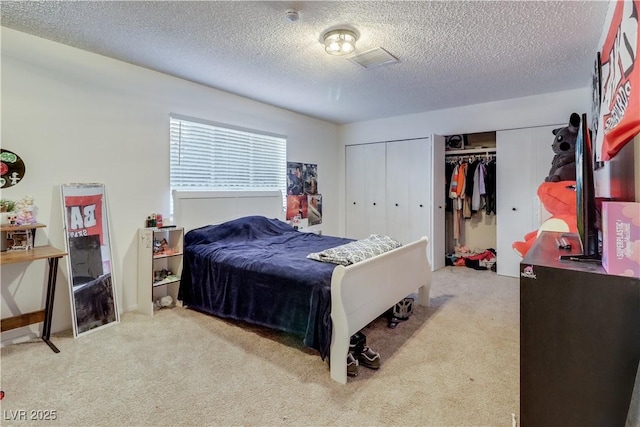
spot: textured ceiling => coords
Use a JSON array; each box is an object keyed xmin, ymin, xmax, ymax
[{"xmin": 0, "ymin": 1, "xmax": 610, "ymax": 124}]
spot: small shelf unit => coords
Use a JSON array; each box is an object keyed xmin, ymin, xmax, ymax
[{"xmin": 137, "ymin": 227, "xmax": 184, "ymax": 316}]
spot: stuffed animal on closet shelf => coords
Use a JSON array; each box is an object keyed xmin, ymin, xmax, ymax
[
  {"xmin": 544, "ymin": 112, "xmax": 580, "ymax": 183},
  {"xmin": 512, "ymin": 181, "xmax": 578, "ymax": 258}
]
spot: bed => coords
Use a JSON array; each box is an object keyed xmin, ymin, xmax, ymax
[{"xmin": 173, "ymin": 190, "xmax": 432, "ymax": 384}]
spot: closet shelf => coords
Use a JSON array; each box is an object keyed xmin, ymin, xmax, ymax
[{"xmin": 445, "ymin": 147, "xmax": 496, "ymax": 155}]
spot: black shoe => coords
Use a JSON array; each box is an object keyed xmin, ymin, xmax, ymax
[
  {"xmin": 387, "ymin": 317, "xmax": 400, "ymax": 328},
  {"xmin": 357, "ymin": 346, "xmax": 381, "ymax": 369},
  {"xmin": 347, "ymin": 352, "xmax": 359, "ymax": 377},
  {"xmin": 349, "ymin": 332, "xmax": 366, "ymax": 355}
]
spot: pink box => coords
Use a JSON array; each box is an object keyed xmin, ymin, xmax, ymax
[{"xmin": 601, "ymin": 202, "xmax": 640, "ymax": 278}]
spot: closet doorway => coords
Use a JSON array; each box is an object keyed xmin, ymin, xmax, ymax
[
  {"xmin": 444, "ymin": 132, "xmax": 497, "ymax": 271},
  {"xmin": 439, "ymin": 124, "xmax": 562, "ymax": 277}
]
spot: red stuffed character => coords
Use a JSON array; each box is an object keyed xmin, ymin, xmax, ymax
[{"xmin": 512, "ymin": 181, "xmax": 578, "ymax": 258}]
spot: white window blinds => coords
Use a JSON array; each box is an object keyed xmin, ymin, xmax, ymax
[{"xmin": 170, "ymin": 115, "xmax": 287, "ymax": 200}]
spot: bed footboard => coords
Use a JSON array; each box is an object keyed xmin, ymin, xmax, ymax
[{"xmin": 329, "ymin": 236, "xmax": 431, "ymax": 384}]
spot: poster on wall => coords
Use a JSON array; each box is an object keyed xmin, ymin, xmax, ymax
[
  {"xmin": 594, "ymin": 0, "xmax": 639, "ymax": 161},
  {"xmin": 287, "ymin": 162, "xmax": 303, "ymax": 195},
  {"xmin": 308, "ymin": 194, "xmax": 322, "ymax": 225},
  {"xmin": 286, "ymin": 161, "xmax": 320, "ymax": 225},
  {"xmin": 303, "ymin": 163, "xmax": 318, "ymax": 195},
  {"xmin": 61, "ymin": 183, "xmax": 119, "ymax": 337},
  {"xmin": 286, "ymin": 194, "xmax": 308, "ymax": 221}
]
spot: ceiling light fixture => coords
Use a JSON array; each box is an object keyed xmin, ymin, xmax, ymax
[
  {"xmin": 284, "ymin": 10, "xmax": 299, "ymax": 23},
  {"xmin": 323, "ymin": 29, "xmax": 358, "ymax": 56}
]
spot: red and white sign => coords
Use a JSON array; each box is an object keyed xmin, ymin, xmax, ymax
[
  {"xmin": 596, "ymin": 0, "xmax": 639, "ymax": 161},
  {"xmin": 64, "ymin": 194, "xmax": 104, "ymax": 244}
]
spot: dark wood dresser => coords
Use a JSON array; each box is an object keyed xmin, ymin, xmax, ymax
[{"xmin": 520, "ymin": 231, "xmax": 640, "ymax": 426}]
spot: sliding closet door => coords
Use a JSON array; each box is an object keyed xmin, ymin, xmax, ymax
[
  {"xmin": 430, "ymin": 134, "xmax": 446, "ymax": 270},
  {"xmin": 496, "ymin": 125, "xmax": 558, "ymax": 277},
  {"xmin": 386, "ymin": 139, "xmax": 431, "ymax": 244},
  {"xmin": 386, "ymin": 137, "xmax": 443, "ymax": 270},
  {"xmin": 345, "ymin": 143, "xmax": 386, "ymax": 239},
  {"xmin": 345, "ymin": 144, "xmax": 366, "ymax": 238},
  {"xmin": 346, "ymin": 137, "xmax": 444, "ymax": 271}
]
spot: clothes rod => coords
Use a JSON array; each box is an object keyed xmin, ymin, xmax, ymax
[{"xmin": 445, "ymin": 147, "xmax": 496, "ymax": 155}]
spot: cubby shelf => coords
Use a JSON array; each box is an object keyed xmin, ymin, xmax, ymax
[
  {"xmin": 152, "ymin": 276, "xmax": 180, "ymax": 287},
  {"xmin": 137, "ymin": 227, "xmax": 184, "ymax": 316}
]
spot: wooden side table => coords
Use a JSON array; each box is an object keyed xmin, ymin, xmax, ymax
[{"xmin": 1, "ymin": 223, "xmax": 67, "ymax": 353}]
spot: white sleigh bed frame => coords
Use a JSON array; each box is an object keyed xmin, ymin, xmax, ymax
[{"xmin": 173, "ymin": 190, "xmax": 432, "ymax": 384}]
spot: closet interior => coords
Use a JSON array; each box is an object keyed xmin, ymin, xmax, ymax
[{"xmin": 444, "ymin": 132, "xmax": 497, "ymax": 271}]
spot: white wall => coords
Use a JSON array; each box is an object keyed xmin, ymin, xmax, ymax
[
  {"xmin": 336, "ymin": 89, "xmax": 592, "ymax": 236},
  {"xmin": 0, "ymin": 28, "xmax": 340, "ymax": 340}
]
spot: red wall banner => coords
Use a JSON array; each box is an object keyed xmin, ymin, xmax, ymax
[
  {"xmin": 597, "ymin": 0, "xmax": 639, "ymax": 161},
  {"xmin": 64, "ymin": 194, "xmax": 104, "ymax": 244}
]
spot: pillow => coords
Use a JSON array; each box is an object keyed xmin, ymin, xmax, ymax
[{"xmin": 307, "ymin": 234, "xmax": 402, "ymax": 266}]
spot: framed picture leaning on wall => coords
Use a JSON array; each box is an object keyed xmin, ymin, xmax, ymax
[{"xmin": 61, "ymin": 183, "xmax": 119, "ymax": 337}]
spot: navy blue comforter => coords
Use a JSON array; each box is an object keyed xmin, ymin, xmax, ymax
[{"xmin": 179, "ymin": 216, "xmax": 353, "ymax": 359}]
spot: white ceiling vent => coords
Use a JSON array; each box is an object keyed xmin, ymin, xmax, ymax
[{"xmin": 348, "ymin": 47, "xmax": 399, "ymax": 69}]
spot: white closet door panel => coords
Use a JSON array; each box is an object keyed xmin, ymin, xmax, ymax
[
  {"xmin": 345, "ymin": 143, "xmax": 386, "ymax": 239},
  {"xmin": 385, "ymin": 137, "xmax": 440, "ymax": 269},
  {"xmin": 497, "ymin": 130, "xmax": 534, "ymax": 277},
  {"xmin": 365, "ymin": 143, "xmax": 387, "ymax": 236},
  {"xmin": 386, "ymin": 140, "xmax": 412, "ymax": 243},
  {"xmin": 430, "ymin": 134, "xmax": 446, "ymax": 270},
  {"xmin": 496, "ymin": 125, "xmax": 559, "ymax": 277},
  {"xmin": 345, "ymin": 145, "xmax": 367, "ymax": 239},
  {"xmin": 347, "ymin": 137, "xmax": 442, "ymax": 274},
  {"xmin": 405, "ymin": 139, "xmax": 430, "ymax": 244}
]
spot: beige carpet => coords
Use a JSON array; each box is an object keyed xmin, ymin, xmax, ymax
[{"xmin": 0, "ymin": 267, "xmax": 519, "ymax": 426}]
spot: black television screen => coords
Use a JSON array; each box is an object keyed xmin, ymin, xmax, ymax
[{"xmin": 561, "ymin": 113, "xmax": 601, "ymax": 263}]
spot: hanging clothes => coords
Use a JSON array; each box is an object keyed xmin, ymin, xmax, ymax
[
  {"xmin": 484, "ymin": 159, "xmax": 497, "ymax": 215},
  {"xmin": 445, "ymin": 161, "xmax": 455, "ymax": 212},
  {"xmin": 471, "ymin": 161, "xmax": 483, "ymax": 212},
  {"xmin": 448, "ymin": 163, "xmax": 462, "ymax": 240},
  {"xmin": 455, "ymin": 162, "xmax": 468, "ymax": 239},
  {"xmin": 445, "ymin": 152, "xmax": 497, "ymax": 257},
  {"xmin": 463, "ymin": 159, "xmax": 480, "ymax": 218}
]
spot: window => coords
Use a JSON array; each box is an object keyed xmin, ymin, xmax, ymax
[{"xmin": 170, "ymin": 114, "xmax": 287, "ymax": 210}]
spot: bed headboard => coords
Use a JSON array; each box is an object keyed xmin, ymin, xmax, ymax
[{"xmin": 172, "ymin": 190, "xmax": 285, "ymax": 232}]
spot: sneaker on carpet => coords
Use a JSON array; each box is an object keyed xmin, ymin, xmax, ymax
[
  {"xmin": 357, "ymin": 346, "xmax": 381, "ymax": 370},
  {"xmin": 349, "ymin": 332, "xmax": 366, "ymax": 355},
  {"xmin": 347, "ymin": 352, "xmax": 359, "ymax": 377}
]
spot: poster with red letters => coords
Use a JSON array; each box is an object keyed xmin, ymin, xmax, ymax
[
  {"xmin": 63, "ymin": 194, "xmax": 104, "ymax": 244},
  {"xmin": 595, "ymin": 0, "xmax": 639, "ymax": 161}
]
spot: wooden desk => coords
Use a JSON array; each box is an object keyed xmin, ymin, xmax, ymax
[
  {"xmin": 1, "ymin": 224, "xmax": 67, "ymax": 353},
  {"xmin": 0, "ymin": 223, "xmax": 46, "ymax": 233}
]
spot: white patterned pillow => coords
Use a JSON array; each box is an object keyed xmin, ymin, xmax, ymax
[{"xmin": 307, "ymin": 234, "xmax": 402, "ymax": 266}]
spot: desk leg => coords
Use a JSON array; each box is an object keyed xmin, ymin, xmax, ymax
[{"xmin": 42, "ymin": 257, "xmax": 60, "ymax": 353}]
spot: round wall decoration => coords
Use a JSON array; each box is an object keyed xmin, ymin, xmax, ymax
[{"xmin": 1, "ymin": 149, "xmax": 26, "ymax": 188}]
